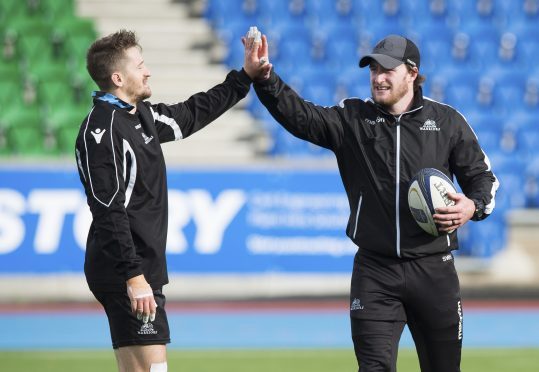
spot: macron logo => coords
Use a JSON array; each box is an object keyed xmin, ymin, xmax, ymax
[
  {"xmin": 419, "ymin": 119, "xmax": 440, "ymax": 131},
  {"xmin": 90, "ymin": 128, "xmax": 106, "ymax": 144}
]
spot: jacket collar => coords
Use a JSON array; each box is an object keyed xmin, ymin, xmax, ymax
[
  {"xmin": 92, "ymin": 91, "xmax": 135, "ymax": 111},
  {"xmin": 369, "ymin": 86, "xmax": 425, "ymax": 116}
]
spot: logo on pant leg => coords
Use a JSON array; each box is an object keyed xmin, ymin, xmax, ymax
[
  {"xmin": 457, "ymin": 300, "xmax": 463, "ymax": 340},
  {"xmin": 138, "ymin": 322, "xmax": 158, "ymax": 335},
  {"xmin": 351, "ymin": 298, "xmax": 365, "ymax": 310}
]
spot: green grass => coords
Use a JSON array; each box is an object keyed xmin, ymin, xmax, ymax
[{"xmin": 1, "ymin": 348, "xmax": 538, "ymax": 371}]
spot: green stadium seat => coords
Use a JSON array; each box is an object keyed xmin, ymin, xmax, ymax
[
  {"xmin": 53, "ymin": 17, "xmax": 97, "ymax": 61},
  {"xmin": 0, "ymin": 103, "xmax": 41, "ymax": 129},
  {"xmin": 7, "ymin": 125, "xmax": 47, "ymax": 155},
  {"xmin": 41, "ymin": 0, "xmax": 75, "ymax": 22},
  {"xmin": 0, "ymin": 0, "xmax": 29, "ymax": 20},
  {"xmin": 4, "ymin": 17, "xmax": 54, "ymax": 63},
  {"xmin": 0, "ymin": 105, "xmax": 45, "ymax": 154},
  {"xmin": 0, "ymin": 79, "xmax": 24, "ymax": 108},
  {"xmin": 46, "ymin": 104, "xmax": 87, "ymax": 131},
  {"xmin": 56, "ymin": 125, "xmax": 79, "ymax": 154}
]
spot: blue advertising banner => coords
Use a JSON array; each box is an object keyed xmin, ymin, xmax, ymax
[{"xmin": 0, "ymin": 167, "xmax": 356, "ymax": 274}]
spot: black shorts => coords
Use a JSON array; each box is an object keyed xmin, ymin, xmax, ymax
[{"xmin": 93, "ymin": 289, "xmax": 171, "ymax": 349}]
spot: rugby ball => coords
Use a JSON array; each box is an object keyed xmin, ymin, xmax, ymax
[{"xmin": 408, "ymin": 168, "xmax": 457, "ymax": 236}]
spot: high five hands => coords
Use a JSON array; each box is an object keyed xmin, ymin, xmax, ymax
[{"xmin": 242, "ymin": 26, "xmax": 272, "ymax": 81}]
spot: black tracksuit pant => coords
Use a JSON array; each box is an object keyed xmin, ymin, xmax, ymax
[{"xmin": 350, "ymin": 251, "xmax": 462, "ymax": 372}]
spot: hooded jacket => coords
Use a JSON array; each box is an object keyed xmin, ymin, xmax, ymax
[{"xmin": 254, "ymin": 70, "xmax": 499, "ymax": 259}]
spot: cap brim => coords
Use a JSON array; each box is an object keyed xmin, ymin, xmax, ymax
[{"xmin": 359, "ymin": 54, "xmax": 403, "ymax": 69}]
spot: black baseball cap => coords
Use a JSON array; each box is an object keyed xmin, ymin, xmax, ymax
[{"xmin": 359, "ymin": 34, "xmax": 420, "ymax": 69}]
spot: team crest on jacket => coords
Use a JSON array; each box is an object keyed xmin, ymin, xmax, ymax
[{"xmin": 419, "ymin": 119, "xmax": 440, "ymax": 131}]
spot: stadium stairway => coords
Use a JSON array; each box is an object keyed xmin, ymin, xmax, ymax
[{"xmin": 76, "ymin": 0, "xmax": 271, "ymax": 164}]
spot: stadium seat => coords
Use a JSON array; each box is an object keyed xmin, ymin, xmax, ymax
[
  {"xmin": 273, "ymin": 26, "xmax": 312, "ymax": 61},
  {"xmin": 353, "ymin": 0, "xmax": 407, "ymax": 26},
  {"xmin": 461, "ymin": 24, "xmax": 501, "ymax": 70},
  {"xmin": 304, "ymin": 0, "xmax": 355, "ymax": 26},
  {"xmin": 46, "ymin": 105, "xmax": 86, "ymax": 130},
  {"xmin": 403, "ymin": 0, "xmax": 449, "ymax": 25},
  {"xmin": 463, "ymin": 219, "xmax": 507, "ymax": 257},
  {"xmin": 515, "ymin": 126, "xmax": 539, "ymax": 162},
  {"xmin": 442, "ymin": 70, "xmax": 480, "ymax": 109},
  {"xmin": 335, "ymin": 65, "xmax": 371, "ymax": 100},
  {"xmin": 55, "ymin": 18, "xmax": 97, "ymax": 62},
  {"xmin": 524, "ymin": 73, "xmax": 539, "ymax": 109},
  {"xmin": 205, "ymin": 0, "xmax": 256, "ymax": 30},
  {"xmin": 255, "ymin": 0, "xmax": 308, "ymax": 27},
  {"xmin": 0, "ymin": 0, "xmax": 29, "ymax": 20},
  {"xmin": 0, "ymin": 105, "xmax": 46, "ymax": 154},
  {"xmin": 409, "ymin": 23, "xmax": 455, "ymax": 75},
  {"xmin": 41, "ymin": 0, "xmax": 75, "ymax": 22},
  {"xmin": 4, "ymin": 17, "xmax": 54, "ymax": 64},
  {"xmin": 56, "ymin": 125, "xmax": 79, "ymax": 154},
  {"xmin": 273, "ymin": 126, "xmax": 333, "ymax": 158},
  {"xmin": 473, "ymin": 127, "xmax": 502, "ymax": 154},
  {"xmin": 504, "ymin": 25, "xmax": 539, "ymax": 70},
  {"xmin": 449, "ymin": 0, "xmax": 499, "ymax": 27},
  {"xmin": 324, "ymin": 33, "xmax": 360, "ymax": 71}
]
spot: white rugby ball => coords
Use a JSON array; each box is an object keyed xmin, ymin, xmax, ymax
[{"xmin": 408, "ymin": 168, "xmax": 457, "ymax": 236}]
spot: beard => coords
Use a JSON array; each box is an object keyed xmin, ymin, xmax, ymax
[
  {"xmin": 371, "ymin": 76, "xmax": 410, "ymax": 108},
  {"xmin": 124, "ymin": 80, "xmax": 152, "ymax": 103},
  {"xmin": 134, "ymin": 86, "xmax": 152, "ymax": 102}
]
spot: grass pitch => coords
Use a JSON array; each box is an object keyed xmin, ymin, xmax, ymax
[{"xmin": 1, "ymin": 348, "xmax": 538, "ymax": 371}]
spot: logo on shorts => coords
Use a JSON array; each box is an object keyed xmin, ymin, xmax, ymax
[
  {"xmin": 350, "ymin": 298, "xmax": 365, "ymax": 310},
  {"xmin": 137, "ymin": 322, "xmax": 158, "ymax": 335}
]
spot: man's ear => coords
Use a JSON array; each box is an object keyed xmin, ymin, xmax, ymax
[
  {"xmin": 409, "ymin": 66, "xmax": 418, "ymax": 82},
  {"xmin": 111, "ymin": 72, "xmax": 123, "ymax": 88}
]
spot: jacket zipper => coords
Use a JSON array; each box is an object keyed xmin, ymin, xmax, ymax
[
  {"xmin": 353, "ymin": 193, "xmax": 363, "ymax": 239},
  {"xmin": 394, "ymin": 106, "xmax": 423, "ymax": 258},
  {"xmin": 395, "ymin": 116, "xmax": 402, "ymax": 257}
]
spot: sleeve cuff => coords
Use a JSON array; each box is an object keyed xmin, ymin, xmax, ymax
[{"xmin": 254, "ymin": 69, "xmax": 278, "ymax": 87}]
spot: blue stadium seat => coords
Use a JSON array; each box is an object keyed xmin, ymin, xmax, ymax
[
  {"xmin": 462, "ymin": 219, "xmax": 507, "ymax": 257},
  {"xmin": 335, "ymin": 65, "xmax": 371, "ymax": 100},
  {"xmin": 524, "ymin": 72, "xmax": 539, "ymax": 109},
  {"xmin": 474, "ymin": 127, "xmax": 502, "ymax": 154},
  {"xmin": 268, "ymin": 23, "xmax": 312, "ymax": 70},
  {"xmin": 515, "ymin": 125, "xmax": 539, "ymax": 162},
  {"xmin": 460, "ymin": 24, "xmax": 500, "ymax": 70},
  {"xmin": 508, "ymin": 25, "xmax": 538, "ymax": 69},
  {"xmin": 409, "ymin": 23, "xmax": 455, "ymax": 75},
  {"xmin": 256, "ymin": 0, "xmax": 307, "ymax": 29},
  {"xmin": 353, "ymin": 0, "xmax": 404, "ymax": 27},
  {"xmin": 205, "ymin": 0, "xmax": 256, "ymax": 30},
  {"xmin": 481, "ymin": 68, "xmax": 527, "ymax": 113},
  {"xmin": 442, "ymin": 70, "xmax": 480, "ymax": 109},
  {"xmin": 465, "ymin": 110, "xmax": 504, "ymax": 132},
  {"xmin": 448, "ymin": 0, "xmax": 498, "ymax": 27},
  {"xmin": 304, "ymin": 0, "xmax": 355, "ymax": 26},
  {"xmin": 402, "ymin": 0, "xmax": 449, "ymax": 26}
]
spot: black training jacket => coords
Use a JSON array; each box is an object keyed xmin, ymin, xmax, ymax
[
  {"xmin": 254, "ymin": 70, "xmax": 499, "ymax": 259},
  {"xmin": 75, "ymin": 69, "xmax": 252, "ymax": 292}
]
